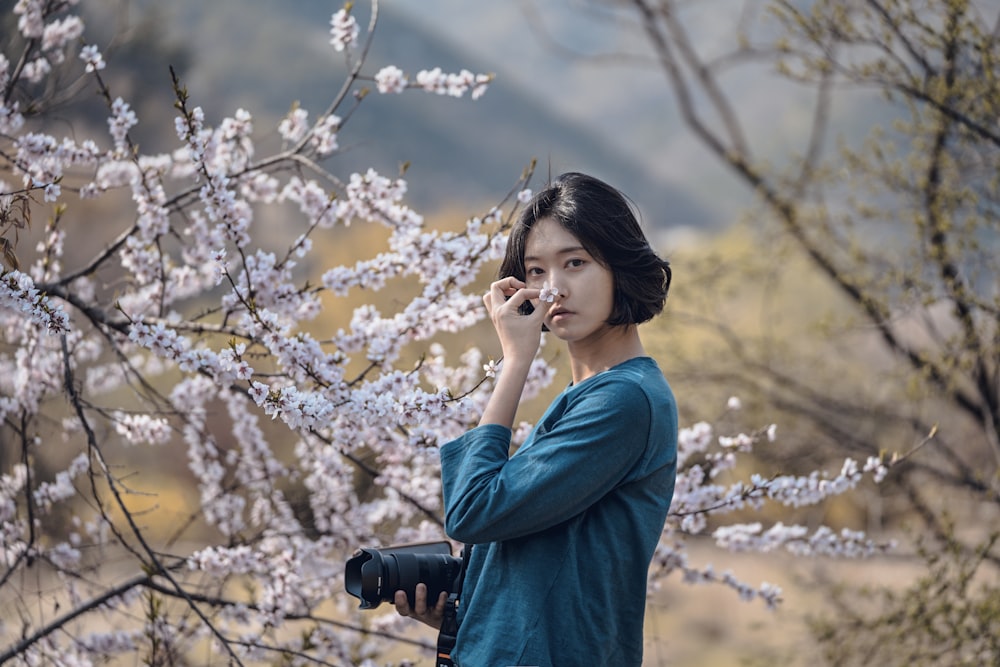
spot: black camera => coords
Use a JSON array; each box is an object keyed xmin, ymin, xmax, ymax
[{"xmin": 344, "ymin": 541, "xmax": 463, "ymax": 610}]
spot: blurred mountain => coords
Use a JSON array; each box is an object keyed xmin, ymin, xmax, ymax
[{"xmin": 133, "ymin": 0, "xmax": 713, "ymax": 230}]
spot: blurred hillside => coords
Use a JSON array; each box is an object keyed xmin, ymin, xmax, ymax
[{"xmin": 129, "ymin": 0, "xmax": 712, "ymax": 230}]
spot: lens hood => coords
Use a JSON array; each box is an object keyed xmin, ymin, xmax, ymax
[{"xmin": 345, "ymin": 541, "xmax": 460, "ymax": 609}]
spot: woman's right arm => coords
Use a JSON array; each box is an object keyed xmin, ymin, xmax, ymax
[
  {"xmin": 478, "ymin": 277, "xmax": 547, "ymax": 429},
  {"xmin": 393, "ymin": 278, "xmax": 545, "ymax": 625},
  {"xmin": 441, "ymin": 380, "xmax": 656, "ymax": 544}
]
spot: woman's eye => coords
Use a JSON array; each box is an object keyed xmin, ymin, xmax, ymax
[
  {"xmin": 567, "ymin": 258, "xmax": 585, "ymax": 268},
  {"xmin": 527, "ymin": 267, "xmax": 544, "ymax": 276}
]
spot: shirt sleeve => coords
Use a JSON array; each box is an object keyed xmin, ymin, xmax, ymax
[{"xmin": 440, "ymin": 377, "xmax": 652, "ymax": 544}]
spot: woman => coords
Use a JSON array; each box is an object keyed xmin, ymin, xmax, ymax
[{"xmin": 395, "ymin": 172, "xmax": 678, "ymax": 666}]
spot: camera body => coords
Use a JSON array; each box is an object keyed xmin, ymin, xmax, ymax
[{"xmin": 344, "ymin": 541, "xmax": 463, "ymax": 610}]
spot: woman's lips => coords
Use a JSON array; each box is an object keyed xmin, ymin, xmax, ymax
[{"xmin": 549, "ymin": 307, "xmax": 572, "ymax": 321}]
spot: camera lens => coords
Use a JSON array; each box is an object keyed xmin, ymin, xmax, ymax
[
  {"xmin": 344, "ymin": 548, "xmax": 381, "ymax": 609},
  {"xmin": 345, "ymin": 542, "xmax": 462, "ymax": 610}
]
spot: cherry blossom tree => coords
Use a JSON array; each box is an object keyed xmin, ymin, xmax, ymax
[{"xmin": 1, "ymin": 1, "xmax": 900, "ymax": 664}]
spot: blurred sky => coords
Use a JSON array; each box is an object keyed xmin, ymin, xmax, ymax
[{"xmin": 393, "ymin": 0, "xmax": 811, "ymax": 228}]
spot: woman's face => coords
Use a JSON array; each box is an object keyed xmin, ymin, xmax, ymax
[{"xmin": 523, "ymin": 217, "xmax": 616, "ymax": 345}]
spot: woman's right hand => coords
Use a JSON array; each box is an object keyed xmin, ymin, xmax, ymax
[{"xmin": 482, "ymin": 277, "xmax": 549, "ymax": 364}]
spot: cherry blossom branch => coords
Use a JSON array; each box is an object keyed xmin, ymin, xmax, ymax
[
  {"xmin": 141, "ymin": 578, "xmax": 436, "ymax": 652},
  {"xmin": 0, "ymin": 573, "xmax": 153, "ymax": 663},
  {"xmin": 0, "ymin": 414, "xmax": 35, "ymax": 592},
  {"xmin": 59, "ymin": 334, "xmax": 248, "ymax": 666}
]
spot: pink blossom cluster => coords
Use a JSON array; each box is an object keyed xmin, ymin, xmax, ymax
[
  {"xmin": 713, "ymin": 522, "xmax": 886, "ymax": 558},
  {"xmin": 415, "ymin": 67, "xmax": 493, "ymax": 99},
  {"xmin": 667, "ymin": 417, "xmax": 895, "ymax": 536},
  {"xmin": 0, "ymin": 269, "xmax": 70, "ymax": 334},
  {"xmin": 648, "ymin": 410, "xmax": 897, "ymax": 606},
  {"xmin": 0, "ymin": 2, "xmax": 903, "ymax": 664},
  {"xmin": 650, "ymin": 545, "xmax": 784, "ymax": 609},
  {"xmin": 14, "ymin": 132, "xmax": 102, "ymax": 190},
  {"xmin": 374, "ymin": 64, "xmax": 493, "ymax": 99}
]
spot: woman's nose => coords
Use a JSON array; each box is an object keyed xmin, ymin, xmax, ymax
[
  {"xmin": 548, "ymin": 276, "xmax": 567, "ymax": 299},
  {"xmin": 549, "ymin": 271, "xmax": 568, "ymax": 298}
]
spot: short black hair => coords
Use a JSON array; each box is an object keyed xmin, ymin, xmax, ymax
[{"xmin": 499, "ymin": 172, "xmax": 671, "ymax": 326}]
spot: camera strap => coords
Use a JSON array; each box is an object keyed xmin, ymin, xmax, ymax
[{"xmin": 435, "ymin": 544, "xmax": 470, "ymax": 667}]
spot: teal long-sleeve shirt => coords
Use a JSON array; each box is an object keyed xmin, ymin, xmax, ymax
[{"xmin": 440, "ymin": 356, "xmax": 678, "ymax": 667}]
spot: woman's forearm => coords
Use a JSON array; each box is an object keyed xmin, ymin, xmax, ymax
[{"xmin": 478, "ymin": 356, "xmax": 533, "ymax": 429}]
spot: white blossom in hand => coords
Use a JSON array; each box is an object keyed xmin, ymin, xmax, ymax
[{"xmin": 539, "ymin": 282, "xmax": 558, "ymax": 303}]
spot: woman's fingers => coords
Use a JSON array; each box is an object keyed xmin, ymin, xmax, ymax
[
  {"xmin": 482, "ymin": 277, "xmax": 549, "ymax": 364},
  {"xmin": 484, "ymin": 277, "xmax": 541, "ymax": 316},
  {"xmin": 393, "ymin": 583, "xmax": 428, "ymax": 616},
  {"xmin": 485, "ymin": 277, "xmax": 523, "ymax": 308},
  {"xmin": 394, "ymin": 585, "xmax": 446, "ymax": 630},
  {"xmin": 393, "ymin": 589, "xmax": 411, "ymax": 616}
]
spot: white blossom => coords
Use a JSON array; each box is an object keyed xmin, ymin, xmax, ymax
[
  {"xmin": 14, "ymin": 0, "xmax": 45, "ymax": 38},
  {"xmin": 539, "ymin": 282, "xmax": 558, "ymax": 303},
  {"xmin": 310, "ymin": 113, "xmax": 341, "ymax": 155},
  {"xmin": 0, "ymin": 269, "xmax": 70, "ymax": 333},
  {"xmin": 79, "ymin": 43, "xmax": 105, "ymax": 72},
  {"xmin": 415, "ymin": 67, "xmax": 493, "ymax": 99},
  {"xmin": 278, "ymin": 107, "xmax": 309, "ymax": 143},
  {"xmin": 42, "ymin": 16, "xmax": 84, "ymax": 52},
  {"xmin": 22, "ymin": 57, "xmax": 51, "ymax": 83},
  {"xmin": 329, "ymin": 8, "xmax": 359, "ymax": 52},
  {"xmin": 375, "ymin": 65, "xmax": 407, "ymax": 93}
]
